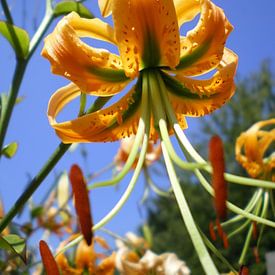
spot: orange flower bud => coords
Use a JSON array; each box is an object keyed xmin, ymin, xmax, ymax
[
  {"xmin": 69, "ymin": 164, "xmax": 93, "ymax": 245},
  {"xmin": 209, "ymin": 135, "xmax": 227, "ymax": 220}
]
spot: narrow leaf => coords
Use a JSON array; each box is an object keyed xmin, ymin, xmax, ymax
[
  {"xmin": 53, "ymin": 1, "xmax": 94, "ymax": 19},
  {"xmin": 0, "ymin": 234, "xmax": 26, "ymax": 263},
  {"xmin": 142, "ymin": 224, "xmax": 153, "ymax": 247},
  {"xmin": 1, "ymin": 142, "xmax": 18, "ymax": 158},
  {"xmin": 39, "ymin": 240, "xmax": 60, "ymax": 275},
  {"xmin": 69, "ymin": 164, "xmax": 93, "ymax": 245},
  {"xmin": 209, "ymin": 135, "xmax": 227, "ymax": 220},
  {"xmin": 0, "ymin": 21, "xmax": 29, "ymax": 58}
]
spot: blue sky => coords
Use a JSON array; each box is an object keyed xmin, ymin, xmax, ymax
[{"xmin": 0, "ymin": 0, "xmax": 275, "ymax": 249}]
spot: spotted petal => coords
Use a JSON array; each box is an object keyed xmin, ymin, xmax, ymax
[
  {"xmin": 42, "ymin": 12, "xmax": 129, "ymax": 96},
  {"xmin": 176, "ymin": 0, "xmax": 233, "ymax": 76},
  {"xmin": 113, "ymin": 0, "xmax": 180, "ymax": 78},
  {"xmin": 48, "ymin": 83, "xmax": 143, "ymax": 143},
  {"xmin": 174, "ymin": 0, "xmax": 201, "ymax": 26},
  {"xmin": 163, "ymin": 48, "xmax": 237, "ymax": 118}
]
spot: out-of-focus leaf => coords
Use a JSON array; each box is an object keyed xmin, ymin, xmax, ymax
[
  {"xmin": 142, "ymin": 224, "xmax": 153, "ymax": 247},
  {"xmin": 57, "ymin": 171, "xmax": 70, "ymax": 208},
  {"xmin": 53, "ymin": 1, "xmax": 94, "ymax": 19},
  {"xmin": 1, "ymin": 142, "xmax": 18, "ymax": 158},
  {"xmin": 0, "ymin": 234, "xmax": 26, "ymax": 263},
  {"xmin": 30, "ymin": 206, "xmax": 44, "ymax": 219},
  {"xmin": 69, "ymin": 164, "xmax": 93, "ymax": 245},
  {"xmin": 0, "ymin": 21, "xmax": 29, "ymax": 58},
  {"xmin": 39, "ymin": 240, "xmax": 60, "ymax": 275},
  {"xmin": 15, "ymin": 96, "xmax": 25, "ymax": 105}
]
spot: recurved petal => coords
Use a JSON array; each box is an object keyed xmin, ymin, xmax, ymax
[
  {"xmin": 163, "ymin": 48, "xmax": 237, "ymax": 117},
  {"xmin": 99, "ymin": 0, "xmax": 113, "ymax": 17},
  {"xmin": 113, "ymin": 0, "xmax": 180, "ymax": 78},
  {"xmin": 42, "ymin": 12, "xmax": 129, "ymax": 96},
  {"xmin": 176, "ymin": 0, "xmax": 233, "ymax": 76},
  {"xmin": 174, "ymin": 0, "xmax": 200, "ymax": 26},
  {"xmin": 48, "ymin": 83, "xmax": 142, "ymax": 143}
]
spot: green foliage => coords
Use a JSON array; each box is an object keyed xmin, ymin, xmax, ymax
[
  {"xmin": 0, "ymin": 234, "xmax": 26, "ymax": 263},
  {"xmin": 146, "ymin": 61, "xmax": 275, "ymax": 274},
  {"xmin": 0, "ymin": 21, "xmax": 29, "ymax": 59},
  {"xmin": 53, "ymin": 1, "xmax": 94, "ymax": 19},
  {"xmin": 1, "ymin": 142, "xmax": 18, "ymax": 159}
]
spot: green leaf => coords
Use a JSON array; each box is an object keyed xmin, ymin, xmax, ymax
[
  {"xmin": 1, "ymin": 142, "xmax": 18, "ymax": 158},
  {"xmin": 30, "ymin": 206, "xmax": 44, "ymax": 219},
  {"xmin": 142, "ymin": 224, "xmax": 153, "ymax": 247},
  {"xmin": 0, "ymin": 234, "xmax": 26, "ymax": 263},
  {"xmin": 53, "ymin": 1, "xmax": 94, "ymax": 19},
  {"xmin": 0, "ymin": 21, "xmax": 30, "ymax": 58}
]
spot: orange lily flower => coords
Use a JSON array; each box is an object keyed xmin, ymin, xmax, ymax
[
  {"xmin": 42, "ymin": 0, "xmax": 237, "ymax": 143},
  {"xmin": 114, "ymin": 135, "xmax": 161, "ymax": 170},
  {"xmin": 56, "ymin": 237, "xmax": 115, "ymax": 274},
  {"xmin": 115, "ymin": 232, "xmax": 190, "ymax": 274},
  {"xmin": 236, "ymin": 119, "xmax": 275, "ymax": 181}
]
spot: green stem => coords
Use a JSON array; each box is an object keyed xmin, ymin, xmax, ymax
[
  {"xmin": 221, "ymin": 189, "xmax": 263, "ymax": 228},
  {"xmin": 28, "ymin": 12, "xmax": 54, "ymax": 60},
  {"xmin": 195, "ymin": 169, "xmax": 275, "ymax": 227},
  {"xmin": 0, "ymin": 3, "xmax": 54, "ymax": 154},
  {"xmin": 1, "ymin": 0, "xmax": 13, "ymax": 24},
  {"xmin": 238, "ymin": 197, "xmax": 263, "ymax": 265},
  {"xmin": 161, "ymin": 138, "xmax": 219, "ymax": 275},
  {"xmin": 151, "ymin": 70, "xmax": 218, "ymax": 274},
  {"xmin": 0, "ymin": 60, "xmax": 27, "ymax": 153},
  {"xmin": 174, "ymin": 127, "xmax": 275, "ymax": 189},
  {"xmin": 0, "ymin": 88, "xmax": 111, "ymax": 233},
  {"xmin": 0, "ymin": 143, "xmax": 70, "ymax": 232},
  {"xmin": 199, "ymin": 228, "xmax": 237, "ymax": 273},
  {"xmin": 57, "ymin": 86, "xmax": 151, "ymax": 256}
]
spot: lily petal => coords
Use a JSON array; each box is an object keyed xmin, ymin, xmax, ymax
[
  {"xmin": 42, "ymin": 12, "xmax": 129, "ymax": 96},
  {"xmin": 163, "ymin": 48, "xmax": 237, "ymax": 117},
  {"xmin": 99, "ymin": 0, "xmax": 113, "ymax": 17},
  {"xmin": 48, "ymin": 83, "xmax": 142, "ymax": 143},
  {"xmin": 174, "ymin": 0, "xmax": 200, "ymax": 26},
  {"xmin": 235, "ymin": 119, "xmax": 275, "ymax": 180},
  {"xmin": 176, "ymin": 0, "xmax": 233, "ymax": 76},
  {"xmin": 113, "ymin": 0, "xmax": 180, "ymax": 78}
]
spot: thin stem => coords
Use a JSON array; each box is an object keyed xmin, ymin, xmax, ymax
[
  {"xmin": 152, "ymin": 71, "xmax": 218, "ymax": 274},
  {"xmin": 0, "ymin": 90, "xmax": 111, "ymax": 233},
  {"xmin": 28, "ymin": 12, "xmax": 54, "ymax": 60},
  {"xmin": 199, "ymin": 228, "xmax": 238, "ymax": 273},
  {"xmin": 175, "ymin": 127, "xmax": 275, "ymax": 189},
  {"xmin": 1, "ymin": 0, "xmax": 13, "ymax": 24},
  {"xmin": 57, "ymin": 71, "xmax": 152, "ymax": 256},
  {"xmin": 195, "ymin": 169, "xmax": 275, "ymax": 228},
  {"xmin": 86, "ymin": 96, "xmax": 113, "ymax": 114},
  {"xmin": 221, "ymin": 189, "xmax": 263, "ymax": 228},
  {"xmin": 238, "ymin": 197, "xmax": 263, "ymax": 265},
  {"xmin": 161, "ymin": 139, "xmax": 219, "ymax": 275},
  {"xmin": 0, "ymin": 60, "xmax": 27, "ymax": 153},
  {"xmin": 0, "ymin": 2, "xmax": 54, "ymax": 154},
  {"xmin": 144, "ymin": 168, "xmax": 172, "ymax": 198},
  {"xmin": 88, "ymin": 79, "xmax": 148, "ymax": 190},
  {"xmin": 0, "ymin": 143, "xmax": 70, "ymax": 232}
]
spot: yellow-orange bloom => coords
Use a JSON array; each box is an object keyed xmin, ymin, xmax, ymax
[
  {"xmin": 236, "ymin": 119, "xmax": 275, "ymax": 181},
  {"xmin": 56, "ymin": 237, "xmax": 115, "ymax": 274},
  {"xmin": 114, "ymin": 135, "xmax": 161, "ymax": 170},
  {"xmin": 43, "ymin": 0, "xmax": 237, "ymax": 143}
]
